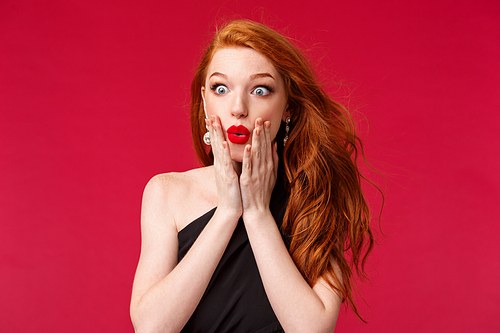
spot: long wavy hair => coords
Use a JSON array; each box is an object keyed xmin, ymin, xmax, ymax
[{"xmin": 190, "ymin": 20, "xmax": 376, "ymax": 321}]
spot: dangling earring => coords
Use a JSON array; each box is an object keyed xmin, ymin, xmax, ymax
[
  {"xmin": 283, "ymin": 116, "xmax": 290, "ymax": 146},
  {"xmin": 203, "ymin": 123, "xmax": 211, "ymax": 145}
]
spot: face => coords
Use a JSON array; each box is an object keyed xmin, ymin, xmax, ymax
[{"xmin": 201, "ymin": 47, "xmax": 288, "ymax": 162}]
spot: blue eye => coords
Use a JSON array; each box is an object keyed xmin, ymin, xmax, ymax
[
  {"xmin": 211, "ymin": 84, "xmax": 229, "ymax": 95},
  {"xmin": 253, "ymin": 86, "xmax": 272, "ymax": 96}
]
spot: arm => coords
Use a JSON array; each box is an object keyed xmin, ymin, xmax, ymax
[
  {"xmin": 240, "ymin": 119, "xmax": 342, "ymax": 332},
  {"xmin": 130, "ymin": 175, "xmax": 240, "ymax": 333},
  {"xmin": 244, "ymin": 212, "xmax": 342, "ymax": 332},
  {"xmin": 130, "ymin": 118, "xmax": 242, "ymax": 333}
]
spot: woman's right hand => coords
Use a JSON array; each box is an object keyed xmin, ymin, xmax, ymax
[{"xmin": 207, "ymin": 115, "xmax": 243, "ymax": 219}]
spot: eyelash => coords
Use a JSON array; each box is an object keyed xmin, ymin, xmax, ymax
[
  {"xmin": 209, "ymin": 84, "xmax": 275, "ymax": 94},
  {"xmin": 210, "ymin": 83, "xmax": 225, "ymax": 91},
  {"xmin": 255, "ymin": 85, "xmax": 274, "ymax": 94}
]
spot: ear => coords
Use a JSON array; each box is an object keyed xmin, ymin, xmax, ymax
[
  {"xmin": 282, "ymin": 104, "xmax": 290, "ymax": 122},
  {"xmin": 201, "ymin": 86, "xmax": 208, "ymax": 118}
]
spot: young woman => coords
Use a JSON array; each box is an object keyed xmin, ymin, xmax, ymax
[{"xmin": 131, "ymin": 20, "xmax": 375, "ymax": 333}]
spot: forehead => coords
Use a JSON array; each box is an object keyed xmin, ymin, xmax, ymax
[{"xmin": 207, "ymin": 47, "xmax": 279, "ymax": 78}]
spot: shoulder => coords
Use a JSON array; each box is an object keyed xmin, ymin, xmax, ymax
[
  {"xmin": 132, "ymin": 167, "xmax": 215, "ymax": 309},
  {"xmin": 142, "ymin": 166, "xmax": 217, "ymax": 232},
  {"xmin": 143, "ymin": 166, "xmax": 215, "ymax": 206}
]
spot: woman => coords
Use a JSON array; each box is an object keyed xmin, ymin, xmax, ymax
[{"xmin": 131, "ymin": 20, "xmax": 375, "ymax": 333}]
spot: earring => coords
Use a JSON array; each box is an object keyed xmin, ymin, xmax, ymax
[
  {"xmin": 283, "ymin": 116, "xmax": 290, "ymax": 146},
  {"xmin": 203, "ymin": 123, "xmax": 211, "ymax": 145}
]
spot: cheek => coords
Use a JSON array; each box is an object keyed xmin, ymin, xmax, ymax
[
  {"xmin": 269, "ymin": 121, "xmax": 283, "ymax": 141},
  {"xmin": 204, "ymin": 92, "xmax": 223, "ymax": 112},
  {"xmin": 204, "ymin": 96, "xmax": 215, "ymax": 115}
]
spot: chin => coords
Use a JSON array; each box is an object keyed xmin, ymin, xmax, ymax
[
  {"xmin": 229, "ymin": 148, "xmax": 244, "ymax": 163},
  {"xmin": 229, "ymin": 154, "xmax": 244, "ymax": 163}
]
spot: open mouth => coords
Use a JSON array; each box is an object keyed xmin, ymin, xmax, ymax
[{"xmin": 227, "ymin": 125, "xmax": 250, "ymax": 144}]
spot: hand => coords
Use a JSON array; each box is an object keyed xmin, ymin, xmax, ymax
[
  {"xmin": 240, "ymin": 118, "xmax": 279, "ymax": 222},
  {"xmin": 207, "ymin": 115, "xmax": 243, "ymax": 219}
]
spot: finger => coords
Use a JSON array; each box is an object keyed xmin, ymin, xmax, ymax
[
  {"xmin": 209, "ymin": 116, "xmax": 222, "ymax": 164},
  {"xmin": 263, "ymin": 120, "xmax": 272, "ymax": 162},
  {"xmin": 210, "ymin": 115, "xmax": 218, "ymax": 144},
  {"xmin": 242, "ymin": 144, "xmax": 252, "ymax": 173},
  {"xmin": 252, "ymin": 118, "xmax": 263, "ymax": 166},
  {"xmin": 221, "ymin": 141, "xmax": 233, "ymax": 174},
  {"xmin": 211, "ymin": 115, "xmax": 226, "ymax": 163},
  {"xmin": 217, "ymin": 116, "xmax": 229, "ymax": 146},
  {"xmin": 212, "ymin": 115, "xmax": 231, "ymax": 173},
  {"xmin": 258, "ymin": 118, "xmax": 268, "ymax": 155},
  {"xmin": 205, "ymin": 117, "xmax": 213, "ymax": 138}
]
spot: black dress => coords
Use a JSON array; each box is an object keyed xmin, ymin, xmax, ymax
[{"xmin": 177, "ymin": 164, "xmax": 290, "ymax": 333}]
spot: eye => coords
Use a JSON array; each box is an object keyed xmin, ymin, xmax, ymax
[
  {"xmin": 253, "ymin": 86, "xmax": 272, "ymax": 96},
  {"xmin": 211, "ymin": 84, "xmax": 229, "ymax": 95}
]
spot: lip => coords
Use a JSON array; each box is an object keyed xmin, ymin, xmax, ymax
[{"xmin": 226, "ymin": 125, "xmax": 250, "ymax": 144}]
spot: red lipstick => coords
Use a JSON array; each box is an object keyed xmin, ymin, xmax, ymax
[{"xmin": 226, "ymin": 125, "xmax": 250, "ymax": 144}]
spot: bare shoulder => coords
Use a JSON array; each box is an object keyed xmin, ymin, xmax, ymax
[
  {"xmin": 143, "ymin": 166, "xmax": 217, "ymax": 232},
  {"xmin": 131, "ymin": 166, "xmax": 216, "ymax": 308}
]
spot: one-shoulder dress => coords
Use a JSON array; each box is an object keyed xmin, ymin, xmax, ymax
[{"xmin": 177, "ymin": 163, "xmax": 290, "ymax": 333}]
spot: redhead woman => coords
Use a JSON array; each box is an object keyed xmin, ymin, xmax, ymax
[{"xmin": 130, "ymin": 20, "xmax": 375, "ymax": 333}]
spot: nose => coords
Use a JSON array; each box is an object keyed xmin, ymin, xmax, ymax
[{"xmin": 231, "ymin": 91, "xmax": 248, "ymax": 119}]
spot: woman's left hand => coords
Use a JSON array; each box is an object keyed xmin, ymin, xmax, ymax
[{"xmin": 240, "ymin": 118, "xmax": 279, "ymax": 222}]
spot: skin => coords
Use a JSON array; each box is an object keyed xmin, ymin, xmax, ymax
[
  {"xmin": 130, "ymin": 46, "xmax": 342, "ymax": 333},
  {"xmin": 201, "ymin": 47, "xmax": 288, "ymax": 164}
]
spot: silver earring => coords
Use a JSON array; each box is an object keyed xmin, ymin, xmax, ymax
[
  {"xmin": 203, "ymin": 124, "xmax": 211, "ymax": 145},
  {"xmin": 283, "ymin": 116, "xmax": 290, "ymax": 146}
]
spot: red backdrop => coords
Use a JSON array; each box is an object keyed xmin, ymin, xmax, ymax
[{"xmin": 1, "ymin": 0, "xmax": 499, "ymax": 332}]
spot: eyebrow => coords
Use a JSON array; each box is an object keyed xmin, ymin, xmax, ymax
[
  {"xmin": 209, "ymin": 72, "xmax": 227, "ymax": 79},
  {"xmin": 250, "ymin": 73, "xmax": 275, "ymax": 80},
  {"xmin": 208, "ymin": 72, "xmax": 275, "ymax": 80}
]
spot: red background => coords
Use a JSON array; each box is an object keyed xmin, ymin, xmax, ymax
[{"xmin": 1, "ymin": 0, "xmax": 499, "ymax": 332}]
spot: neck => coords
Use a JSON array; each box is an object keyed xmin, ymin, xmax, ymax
[{"xmin": 232, "ymin": 161, "xmax": 242, "ymax": 176}]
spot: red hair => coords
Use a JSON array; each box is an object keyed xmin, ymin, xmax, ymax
[{"xmin": 190, "ymin": 20, "xmax": 376, "ymax": 321}]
